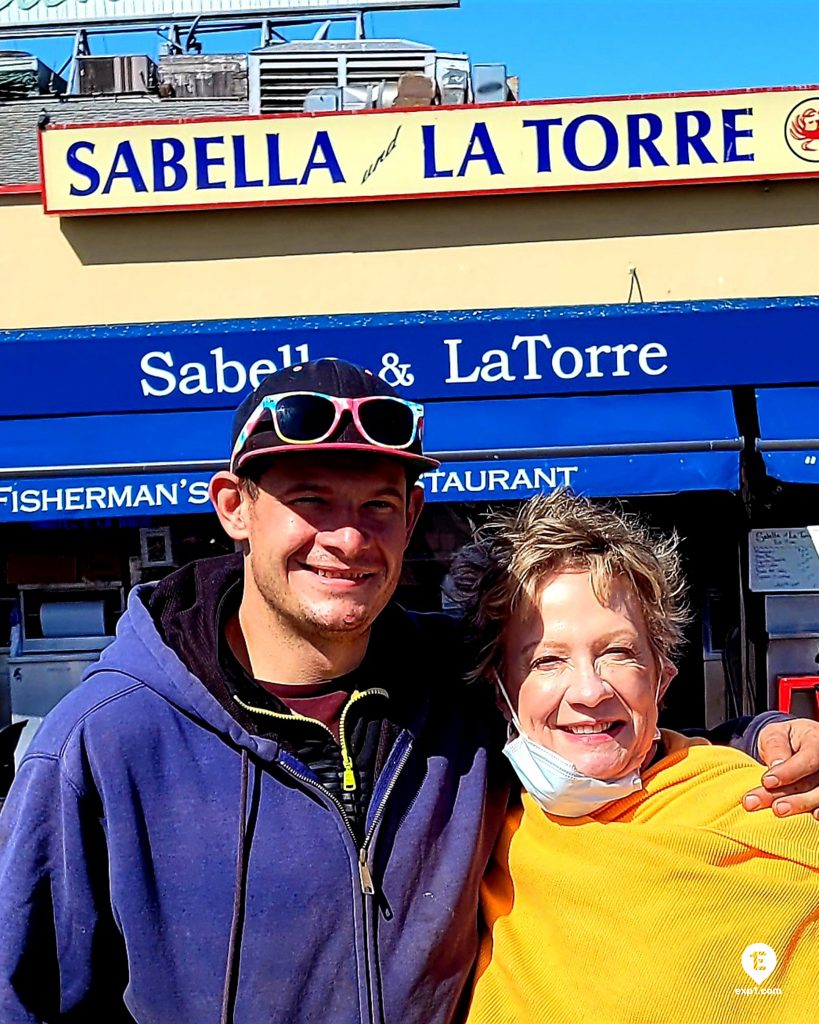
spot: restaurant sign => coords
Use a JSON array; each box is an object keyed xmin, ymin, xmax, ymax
[
  {"xmin": 39, "ymin": 86, "xmax": 819, "ymax": 216},
  {"xmin": 0, "ymin": 451, "xmax": 735, "ymax": 522}
]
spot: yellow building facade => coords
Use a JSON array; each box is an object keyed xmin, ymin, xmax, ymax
[{"xmin": 3, "ymin": 177, "xmax": 819, "ymax": 330}]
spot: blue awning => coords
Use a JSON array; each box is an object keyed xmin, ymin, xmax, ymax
[
  {"xmin": 421, "ymin": 390, "xmax": 741, "ymax": 501},
  {"xmin": 0, "ymin": 389, "xmax": 741, "ymax": 521},
  {"xmin": 757, "ymin": 386, "xmax": 819, "ymax": 484},
  {"xmin": 0, "ymin": 409, "xmax": 230, "ymax": 476}
]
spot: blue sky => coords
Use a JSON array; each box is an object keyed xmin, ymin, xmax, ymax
[{"xmin": 2, "ymin": 0, "xmax": 817, "ymax": 100}]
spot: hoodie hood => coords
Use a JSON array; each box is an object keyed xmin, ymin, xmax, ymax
[{"xmin": 86, "ymin": 562, "xmax": 284, "ymax": 764}]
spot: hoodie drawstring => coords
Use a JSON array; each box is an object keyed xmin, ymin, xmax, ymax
[{"xmin": 221, "ymin": 748, "xmax": 250, "ymax": 1024}]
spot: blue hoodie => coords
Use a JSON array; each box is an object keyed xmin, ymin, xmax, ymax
[{"xmin": 0, "ymin": 585, "xmax": 509, "ymax": 1024}]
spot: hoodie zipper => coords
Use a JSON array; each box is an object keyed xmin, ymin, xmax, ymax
[
  {"xmin": 271, "ymin": 735, "xmax": 412, "ymax": 895},
  {"xmin": 357, "ymin": 737, "xmax": 414, "ymax": 1024},
  {"xmin": 233, "ymin": 686, "xmax": 388, "ymax": 796},
  {"xmin": 274, "ymin": 757, "xmax": 362, "ymax": 863},
  {"xmin": 234, "ymin": 685, "xmax": 400, "ymax": 878},
  {"xmin": 356, "ymin": 739, "xmax": 413, "ymax": 894},
  {"xmin": 237, "ymin": 701, "xmax": 415, "ymax": 1024},
  {"xmin": 338, "ymin": 689, "xmax": 388, "ymax": 791},
  {"xmin": 273, "ymin": 753, "xmax": 407, "ymax": 1024}
]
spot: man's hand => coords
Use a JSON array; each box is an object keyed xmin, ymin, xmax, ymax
[{"xmin": 743, "ymin": 718, "xmax": 819, "ymax": 818}]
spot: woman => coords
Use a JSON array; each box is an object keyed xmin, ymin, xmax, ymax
[{"xmin": 449, "ymin": 492, "xmax": 817, "ymax": 1024}]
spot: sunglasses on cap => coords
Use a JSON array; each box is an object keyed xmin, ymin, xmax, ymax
[{"xmin": 231, "ymin": 391, "xmax": 426, "ymax": 471}]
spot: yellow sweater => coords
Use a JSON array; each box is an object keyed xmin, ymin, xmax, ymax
[{"xmin": 468, "ymin": 731, "xmax": 818, "ymax": 1024}]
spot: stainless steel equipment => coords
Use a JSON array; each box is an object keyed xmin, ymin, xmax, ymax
[
  {"xmin": 8, "ymin": 583, "xmax": 124, "ymax": 761},
  {"xmin": 157, "ymin": 54, "xmax": 248, "ymax": 99},
  {"xmin": 471, "ymin": 63, "xmax": 508, "ymax": 104},
  {"xmin": 748, "ymin": 528, "xmax": 819, "ymax": 706},
  {"xmin": 764, "ymin": 593, "xmax": 819, "ymax": 709},
  {"xmin": 77, "ymin": 55, "xmax": 157, "ymax": 95},
  {"xmin": 701, "ymin": 588, "xmax": 728, "ymax": 728}
]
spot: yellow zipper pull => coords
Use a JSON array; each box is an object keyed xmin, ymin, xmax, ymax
[
  {"xmin": 359, "ymin": 849, "xmax": 375, "ymax": 895},
  {"xmin": 339, "ymin": 690, "xmax": 361, "ymax": 792}
]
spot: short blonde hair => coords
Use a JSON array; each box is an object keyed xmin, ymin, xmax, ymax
[{"xmin": 447, "ymin": 491, "xmax": 690, "ymax": 684}]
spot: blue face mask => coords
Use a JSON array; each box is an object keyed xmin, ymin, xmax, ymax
[{"xmin": 494, "ymin": 672, "xmax": 646, "ymax": 818}]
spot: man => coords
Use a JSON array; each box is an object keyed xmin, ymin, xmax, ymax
[{"xmin": 0, "ymin": 358, "xmax": 817, "ymax": 1024}]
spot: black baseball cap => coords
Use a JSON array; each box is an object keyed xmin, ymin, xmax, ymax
[{"xmin": 230, "ymin": 358, "xmax": 440, "ymax": 474}]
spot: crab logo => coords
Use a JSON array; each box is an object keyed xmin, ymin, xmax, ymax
[{"xmin": 785, "ymin": 98, "xmax": 819, "ymax": 162}]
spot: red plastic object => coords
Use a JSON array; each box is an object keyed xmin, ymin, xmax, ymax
[{"xmin": 777, "ymin": 676, "xmax": 819, "ymax": 719}]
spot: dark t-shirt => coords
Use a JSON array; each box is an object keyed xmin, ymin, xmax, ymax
[{"xmin": 255, "ymin": 678, "xmax": 354, "ymax": 743}]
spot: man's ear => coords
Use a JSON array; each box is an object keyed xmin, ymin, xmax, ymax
[
  {"xmin": 210, "ymin": 472, "xmax": 252, "ymax": 542},
  {"xmin": 404, "ymin": 484, "xmax": 425, "ymax": 548}
]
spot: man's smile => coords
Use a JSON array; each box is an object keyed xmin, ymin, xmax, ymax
[{"xmin": 298, "ymin": 562, "xmax": 377, "ymax": 584}]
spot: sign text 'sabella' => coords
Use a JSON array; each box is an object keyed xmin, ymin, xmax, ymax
[{"xmin": 40, "ymin": 87, "xmax": 819, "ymax": 215}]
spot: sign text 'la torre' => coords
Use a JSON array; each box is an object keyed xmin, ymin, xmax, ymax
[{"xmin": 39, "ymin": 86, "xmax": 819, "ymax": 215}]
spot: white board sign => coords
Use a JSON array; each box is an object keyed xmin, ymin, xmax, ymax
[
  {"xmin": 0, "ymin": 0, "xmax": 457, "ymax": 32},
  {"xmin": 749, "ymin": 527, "xmax": 819, "ymax": 592}
]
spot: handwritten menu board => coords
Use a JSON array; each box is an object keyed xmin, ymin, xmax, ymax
[{"xmin": 749, "ymin": 528, "xmax": 819, "ymax": 592}]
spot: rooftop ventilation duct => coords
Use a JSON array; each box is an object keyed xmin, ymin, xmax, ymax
[{"xmin": 249, "ymin": 39, "xmax": 469, "ymax": 114}]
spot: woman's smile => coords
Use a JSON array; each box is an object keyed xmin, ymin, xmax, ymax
[{"xmin": 557, "ymin": 720, "xmax": 626, "ymax": 742}]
